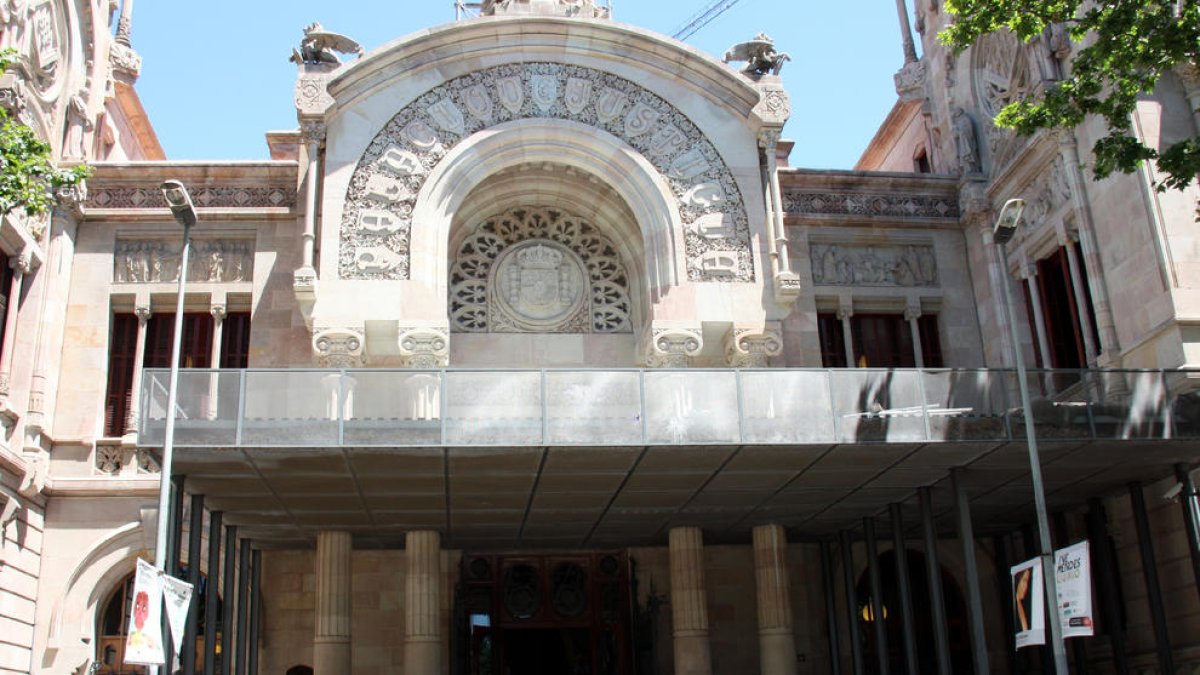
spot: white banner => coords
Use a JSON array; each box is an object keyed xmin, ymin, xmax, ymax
[
  {"xmin": 162, "ymin": 574, "xmax": 195, "ymax": 655},
  {"xmin": 124, "ymin": 559, "xmax": 166, "ymax": 665},
  {"xmin": 1055, "ymin": 541, "xmax": 1094, "ymax": 638},
  {"xmin": 1011, "ymin": 557, "xmax": 1045, "ymax": 649}
]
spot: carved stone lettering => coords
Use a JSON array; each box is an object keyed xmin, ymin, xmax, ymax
[
  {"xmin": 463, "ymin": 84, "xmax": 494, "ymax": 122},
  {"xmin": 427, "ymin": 98, "xmax": 465, "ymax": 134},
  {"xmin": 359, "ymin": 209, "xmax": 406, "ymax": 235},
  {"xmin": 624, "ymin": 101, "xmax": 660, "ymax": 137},
  {"xmin": 690, "ymin": 212, "xmax": 734, "ymax": 239},
  {"xmin": 595, "ymin": 87, "xmax": 627, "ymax": 123},
  {"xmin": 698, "ymin": 251, "xmax": 739, "ymax": 278},
  {"xmin": 495, "ymin": 76, "xmax": 525, "ymax": 114},
  {"xmin": 682, "ymin": 182, "xmax": 725, "ymax": 208},
  {"xmin": 378, "ymin": 147, "xmax": 425, "ymax": 176},
  {"xmin": 530, "ymin": 74, "xmax": 558, "ymax": 111},
  {"xmin": 402, "ymin": 120, "xmax": 440, "ymax": 150},
  {"xmin": 356, "ymin": 247, "xmax": 403, "ymax": 273},
  {"xmin": 649, "ymin": 124, "xmax": 688, "ymax": 157},
  {"xmin": 365, "ymin": 174, "xmax": 411, "ymax": 203},
  {"xmin": 564, "ymin": 77, "xmax": 592, "ymax": 114},
  {"xmin": 669, "ymin": 148, "xmax": 711, "ymax": 180}
]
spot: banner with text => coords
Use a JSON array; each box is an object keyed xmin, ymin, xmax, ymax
[
  {"xmin": 1011, "ymin": 557, "xmax": 1045, "ymax": 649},
  {"xmin": 124, "ymin": 558, "xmax": 166, "ymax": 665},
  {"xmin": 1055, "ymin": 541, "xmax": 1094, "ymax": 638},
  {"xmin": 162, "ymin": 574, "xmax": 195, "ymax": 654}
]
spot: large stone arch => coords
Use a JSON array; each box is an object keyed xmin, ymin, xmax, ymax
[{"xmin": 338, "ymin": 62, "xmax": 755, "ymax": 287}]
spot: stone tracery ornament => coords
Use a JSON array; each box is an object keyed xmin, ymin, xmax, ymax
[
  {"xmin": 449, "ymin": 207, "xmax": 632, "ymax": 334},
  {"xmin": 341, "ymin": 62, "xmax": 754, "ymax": 283}
]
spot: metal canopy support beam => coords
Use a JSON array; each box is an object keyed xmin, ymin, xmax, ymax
[
  {"xmin": 1129, "ymin": 483, "xmax": 1175, "ymax": 675},
  {"xmin": 1085, "ymin": 499, "xmax": 1128, "ymax": 675},
  {"xmin": 839, "ymin": 530, "xmax": 865, "ymax": 675},
  {"xmin": 203, "ymin": 510, "xmax": 223, "ymax": 675},
  {"xmin": 1174, "ymin": 463, "xmax": 1200, "ymax": 607},
  {"xmin": 951, "ymin": 470, "xmax": 990, "ymax": 675},
  {"xmin": 889, "ymin": 504, "xmax": 919, "ymax": 675},
  {"xmin": 235, "ymin": 539, "xmax": 251, "ymax": 675},
  {"xmin": 991, "ymin": 534, "xmax": 1019, "ymax": 675},
  {"xmin": 919, "ymin": 487, "xmax": 952, "ymax": 675},
  {"xmin": 249, "ymin": 549, "xmax": 262, "ymax": 675},
  {"xmin": 864, "ymin": 518, "xmax": 890, "ymax": 675},
  {"xmin": 183, "ymin": 493, "xmax": 205, "ymax": 675},
  {"xmin": 821, "ymin": 541, "xmax": 843, "ymax": 675},
  {"xmin": 221, "ymin": 525, "xmax": 237, "ymax": 675}
]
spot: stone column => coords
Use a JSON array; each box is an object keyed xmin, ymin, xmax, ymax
[
  {"xmin": 0, "ymin": 253, "xmax": 29, "ymax": 399},
  {"xmin": 124, "ymin": 303, "xmax": 151, "ymax": 435},
  {"xmin": 753, "ymin": 524, "xmax": 797, "ymax": 675},
  {"xmin": 905, "ymin": 305, "xmax": 924, "ymax": 368},
  {"xmin": 207, "ymin": 303, "xmax": 225, "ymax": 420},
  {"xmin": 115, "ymin": 0, "xmax": 134, "ymax": 46},
  {"xmin": 405, "ymin": 530, "xmax": 443, "ymax": 675},
  {"xmin": 837, "ymin": 304, "xmax": 855, "ymax": 367},
  {"xmin": 1060, "ymin": 230, "xmax": 1098, "ymax": 363},
  {"xmin": 669, "ymin": 527, "xmax": 712, "ymax": 675},
  {"xmin": 1020, "ymin": 265, "xmax": 1053, "ymax": 369},
  {"xmin": 314, "ymin": 531, "xmax": 352, "ymax": 675}
]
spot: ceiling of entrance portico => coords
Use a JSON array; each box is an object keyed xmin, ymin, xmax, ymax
[{"xmin": 175, "ymin": 438, "xmax": 1195, "ymax": 550}]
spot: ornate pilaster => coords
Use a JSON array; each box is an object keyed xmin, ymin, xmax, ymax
[
  {"xmin": 314, "ymin": 531, "xmax": 352, "ymax": 675},
  {"xmin": 753, "ymin": 524, "xmax": 797, "ymax": 675},
  {"xmin": 398, "ymin": 327, "xmax": 449, "ymax": 369},
  {"xmin": 724, "ymin": 327, "xmax": 783, "ymax": 368},
  {"xmin": 295, "ymin": 120, "xmax": 325, "ymax": 325},
  {"xmin": 669, "ymin": 526, "xmax": 712, "ymax": 675},
  {"xmin": 644, "ymin": 327, "xmax": 703, "ymax": 368},
  {"xmin": 123, "ymin": 303, "xmax": 151, "ymax": 436},
  {"xmin": 405, "ymin": 531, "xmax": 443, "ymax": 675},
  {"xmin": 312, "ymin": 328, "xmax": 365, "ymax": 368}
]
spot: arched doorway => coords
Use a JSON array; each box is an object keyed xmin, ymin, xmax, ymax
[
  {"xmin": 96, "ymin": 570, "xmax": 222, "ymax": 674},
  {"xmin": 855, "ymin": 549, "xmax": 973, "ymax": 674}
]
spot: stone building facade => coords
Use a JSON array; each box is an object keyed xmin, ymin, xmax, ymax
[{"xmin": 2, "ymin": 1, "xmax": 1200, "ymax": 674}]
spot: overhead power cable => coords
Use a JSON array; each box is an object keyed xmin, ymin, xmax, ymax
[{"xmin": 671, "ymin": 0, "xmax": 745, "ymax": 41}]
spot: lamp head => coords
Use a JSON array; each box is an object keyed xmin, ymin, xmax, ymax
[
  {"xmin": 159, "ymin": 180, "xmax": 197, "ymax": 228},
  {"xmin": 993, "ymin": 198, "xmax": 1025, "ymax": 245}
]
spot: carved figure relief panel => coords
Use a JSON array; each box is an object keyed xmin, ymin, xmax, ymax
[
  {"xmin": 341, "ymin": 63, "xmax": 754, "ymax": 283},
  {"xmin": 809, "ymin": 243, "xmax": 938, "ymax": 287},
  {"xmin": 113, "ymin": 238, "xmax": 255, "ymax": 284},
  {"xmin": 972, "ymin": 31, "xmax": 1032, "ymax": 173},
  {"xmin": 450, "ymin": 207, "xmax": 632, "ymax": 334}
]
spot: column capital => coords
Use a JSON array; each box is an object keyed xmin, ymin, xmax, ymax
[
  {"xmin": 9, "ymin": 251, "xmax": 32, "ymax": 275},
  {"xmin": 134, "ymin": 304, "xmax": 152, "ymax": 322},
  {"xmin": 644, "ymin": 326, "xmax": 703, "ymax": 368},
  {"xmin": 398, "ymin": 327, "xmax": 449, "ymax": 369},
  {"xmin": 836, "ymin": 303, "xmax": 854, "ymax": 321},
  {"xmin": 724, "ymin": 326, "xmax": 783, "ymax": 368},
  {"xmin": 904, "ymin": 306, "xmax": 922, "ymax": 322},
  {"xmin": 210, "ymin": 303, "xmax": 227, "ymax": 321},
  {"xmin": 312, "ymin": 327, "xmax": 365, "ymax": 368},
  {"xmin": 301, "ymin": 119, "xmax": 327, "ymax": 147}
]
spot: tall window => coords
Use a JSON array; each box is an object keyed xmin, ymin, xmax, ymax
[
  {"xmin": 104, "ymin": 311, "xmax": 251, "ymax": 437},
  {"xmin": 1034, "ymin": 244, "xmax": 1097, "ymax": 368},
  {"xmin": 818, "ymin": 312, "xmax": 943, "ymax": 368}
]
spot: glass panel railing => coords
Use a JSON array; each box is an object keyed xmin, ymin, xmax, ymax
[
  {"xmin": 443, "ymin": 371, "xmax": 542, "ymax": 445},
  {"xmin": 139, "ymin": 368, "xmax": 1198, "ymax": 448},
  {"xmin": 643, "ymin": 370, "xmax": 739, "ymax": 443},
  {"xmin": 544, "ymin": 370, "xmax": 642, "ymax": 445},
  {"xmin": 739, "ymin": 370, "xmax": 835, "ymax": 443},
  {"xmin": 829, "ymin": 369, "xmax": 927, "ymax": 442}
]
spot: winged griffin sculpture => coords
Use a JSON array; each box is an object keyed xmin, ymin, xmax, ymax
[
  {"xmin": 723, "ymin": 33, "xmax": 790, "ymax": 77},
  {"xmin": 289, "ymin": 22, "xmax": 364, "ymax": 66}
]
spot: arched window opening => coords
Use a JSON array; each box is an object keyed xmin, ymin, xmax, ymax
[{"xmin": 96, "ymin": 570, "xmax": 223, "ymax": 674}]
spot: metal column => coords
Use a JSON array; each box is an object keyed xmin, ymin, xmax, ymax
[
  {"xmin": 821, "ymin": 541, "xmax": 843, "ymax": 675},
  {"xmin": 839, "ymin": 530, "xmax": 865, "ymax": 675},
  {"xmin": 183, "ymin": 493, "xmax": 205, "ymax": 675},
  {"xmin": 951, "ymin": 470, "xmax": 990, "ymax": 675},
  {"xmin": 203, "ymin": 511, "xmax": 223, "ymax": 675},
  {"xmin": 235, "ymin": 539, "xmax": 251, "ymax": 675},
  {"xmin": 863, "ymin": 518, "xmax": 890, "ymax": 675},
  {"xmin": 165, "ymin": 476, "xmax": 186, "ymax": 671},
  {"xmin": 248, "ymin": 549, "xmax": 262, "ymax": 675},
  {"xmin": 991, "ymin": 534, "xmax": 1020, "ymax": 675},
  {"xmin": 919, "ymin": 487, "xmax": 952, "ymax": 675},
  {"xmin": 1085, "ymin": 499, "xmax": 1128, "ymax": 675},
  {"xmin": 1129, "ymin": 483, "xmax": 1175, "ymax": 675},
  {"xmin": 221, "ymin": 525, "xmax": 237, "ymax": 675},
  {"xmin": 1174, "ymin": 463, "xmax": 1200, "ymax": 606},
  {"xmin": 889, "ymin": 504, "xmax": 919, "ymax": 675}
]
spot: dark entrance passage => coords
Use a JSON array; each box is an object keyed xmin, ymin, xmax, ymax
[{"xmin": 456, "ymin": 552, "xmax": 630, "ymax": 675}]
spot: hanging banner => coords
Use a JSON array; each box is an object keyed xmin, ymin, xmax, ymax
[
  {"xmin": 124, "ymin": 558, "xmax": 165, "ymax": 665},
  {"xmin": 1055, "ymin": 540, "xmax": 1094, "ymax": 638},
  {"xmin": 1011, "ymin": 557, "xmax": 1046, "ymax": 649},
  {"xmin": 162, "ymin": 574, "xmax": 195, "ymax": 655}
]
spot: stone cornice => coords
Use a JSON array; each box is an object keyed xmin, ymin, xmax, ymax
[
  {"xmin": 780, "ymin": 169, "xmax": 959, "ymax": 224},
  {"xmin": 82, "ymin": 161, "xmax": 300, "ymax": 213}
]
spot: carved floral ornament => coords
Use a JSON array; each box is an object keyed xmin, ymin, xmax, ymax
[
  {"xmin": 450, "ymin": 207, "xmax": 632, "ymax": 334},
  {"xmin": 972, "ymin": 31, "xmax": 1032, "ymax": 173},
  {"xmin": 0, "ymin": 0, "xmax": 68, "ymax": 105},
  {"xmin": 340, "ymin": 62, "xmax": 754, "ymax": 283}
]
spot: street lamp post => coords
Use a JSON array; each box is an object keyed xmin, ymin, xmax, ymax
[
  {"xmin": 993, "ymin": 198, "xmax": 1069, "ymax": 675},
  {"xmin": 150, "ymin": 180, "xmax": 197, "ymax": 675}
]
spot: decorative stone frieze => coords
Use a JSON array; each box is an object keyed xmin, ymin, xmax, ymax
[
  {"xmin": 783, "ymin": 190, "xmax": 958, "ymax": 220},
  {"xmin": 95, "ymin": 445, "xmax": 122, "ymax": 475},
  {"xmin": 809, "ymin": 243, "xmax": 938, "ymax": 287},
  {"xmin": 398, "ymin": 327, "xmax": 450, "ymax": 368},
  {"xmin": 341, "ymin": 62, "xmax": 754, "ymax": 283},
  {"xmin": 724, "ymin": 327, "xmax": 783, "ymax": 368},
  {"xmin": 449, "ymin": 207, "xmax": 632, "ymax": 334},
  {"xmin": 644, "ymin": 327, "xmax": 703, "ymax": 368},
  {"xmin": 87, "ymin": 186, "xmax": 295, "ymax": 209},
  {"xmin": 136, "ymin": 447, "xmax": 160, "ymax": 474},
  {"xmin": 313, "ymin": 328, "xmax": 365, "ymax": 368},
  {"xmin": 114, "ymin": 238, "xmax": 254, "ymax": 284}
]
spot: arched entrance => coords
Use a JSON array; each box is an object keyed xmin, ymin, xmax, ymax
[
  {"xmin": 855, "ymin": 549, "xmax": 973, "ymax": 674},
  {"xmin": 95, "ymin": 571, "xmax": 222, "ymax": 674}
]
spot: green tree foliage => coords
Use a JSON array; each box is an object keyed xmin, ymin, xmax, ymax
[
  {"xmin": 0, "ymin": 49, "xmax": 89, "ymax": 217},
  {"xmin": 940, "ymin": 0, "xmax": 1200, "ymax": 191}
]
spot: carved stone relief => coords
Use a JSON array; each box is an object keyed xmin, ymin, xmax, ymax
[
  {"xmin": 783, "ymin": 191, "xmax": 959, "ymax": 220},
  {"xmin": 809, "ymin": 243, "xmax": 938, "ymax": 287},
  {"xmin": 88, "ymin": 186, "xmax": 295, "ymax": 209},
  {"xmin": 1019, "ymin": 156, "xmax": 1072, "ymax": 230},
  {"xmin": 341, "ymin": 63, "xmax": 754, "ymax": 283},
  {"xmin": 449, "ymin": 207, "xmax": 632, "ymax": 334},
  {"xmin": 972, "ymin": 31, "xmax": 1032, "ymax": 173},
  {"xmin": 113, "ymin": 238, "xmax": 254, "ymax": 284}
]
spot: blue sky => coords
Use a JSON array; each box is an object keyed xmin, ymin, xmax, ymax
[{"xmin": 134, "ymin": 1, "xmax": 912, "ymax": 169}]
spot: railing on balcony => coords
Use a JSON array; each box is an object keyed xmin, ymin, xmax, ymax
[{"xmin": 138, "ymin": 368, "xmax": 1200, "ymax": 448}]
